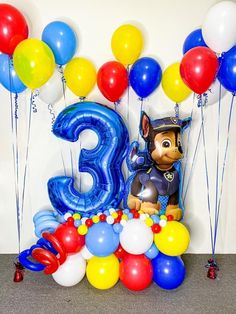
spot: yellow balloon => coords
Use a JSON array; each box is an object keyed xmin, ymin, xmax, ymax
[
  {"xmin": 161, "ymin": 62, "xmax": 191, "ymax": 103},
  {"xmin": 64, "ymin": 57, "xmax": 96, "ymax": 97},
  {"xmin": 13, "ymin": 38, "xmax": 55, "ymax": 89},
  {"xmin": 111, "ymin": 24, "xmax": 143, "ymax": 65},
  {"xmin": 154, "ymin": 221, "xmax": 190, "ymax": 256},
  {"xmin": 86, "ymin": 254, "xmax": 119, "ymax": 290}
]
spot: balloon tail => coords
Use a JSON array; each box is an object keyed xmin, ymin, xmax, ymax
[
  {"xmin": 137, "ymin": 98, "xmax": 144, "ymax": 143},
  {"xmin": 31, "ymin": 90, "xmax": 39, "ymax": 113},
  {"xmin": 47, "ymin": 103, "xmax": 56, "ymax": 127}
]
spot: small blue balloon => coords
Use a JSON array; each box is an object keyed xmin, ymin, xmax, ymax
[
  {"xmin": 85, "ymin": 222, "xmax": 119, "ymax": 256},
  {"xmin": 152, "ymin": 253, "xmax": 186, "ymax": 290},
  {"xmin": 144, "ymin": 243, "xmax": 159, "ymax": 259},
  {"xmin": 129, "ymin": 57, "xmax": 162, "ymax": 98},
  {"xmin": 42, "ymin": 21, "xmax": 77, "ymax": 65},
  {"xmin": 0, "ymin": 54, "xmax": 26, "ymax": 93},
  {"xmin": 183, "ymin": 29, "xmax": 207, "ymax": 54},
  {"xmin": 218, "ymin": 46, "xmax": 236, "ymax": 93}
]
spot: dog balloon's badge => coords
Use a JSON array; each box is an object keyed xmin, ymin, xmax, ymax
[{"xmin": 164, "ymin": 172, "xmax": 174, "ymax": 182}]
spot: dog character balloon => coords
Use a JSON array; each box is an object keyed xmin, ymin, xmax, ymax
[{"xmin": 126, "ymin": 112, "xmax": 190, "ymax": 220}]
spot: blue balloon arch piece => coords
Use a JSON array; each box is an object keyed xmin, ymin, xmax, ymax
[{"xmin": 48, "ymin": 101, "xmax": 129, "ymax": 215}]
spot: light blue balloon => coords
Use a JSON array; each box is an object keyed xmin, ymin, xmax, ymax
[
  {"xmin": 33, "ymin": 210, "xmax": 60, "ymax": 238},
  {"xmin": 0, "ymin": 54, "xmax": 26, "ymax": 93},
  {"xmin": 144, "ymin": 242, "xmax": 159, "ymax": 259},
  {"xmin": 85, "ymin": 222, "xmax": 119, "ymax": 256},
  {"xmin": 42, "ymin": 21, "xmax": 77, "ymax": 65}
]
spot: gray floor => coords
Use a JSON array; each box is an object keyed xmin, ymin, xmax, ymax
[{"xmin": 0, "ymin": 254, "xmax": 235, "ymax": 314}]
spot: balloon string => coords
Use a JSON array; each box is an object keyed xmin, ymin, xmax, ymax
[
  {"xmin": 58, "ymin": 65, "xmax": 67, "ymax": 107},
  {"xmin": 212, "ymin": 83, "xmax": 222, "ymax": 255},
  {"xmin": 8, "ymin": 57, "xmax": 20, "ymax": 253},
  {"xmin": 20, "ymin": 93, "xmax": 33, "ymax": 237},
  {"xmin": 31, "ymin": 90, "xmax": 38, "ymax": 113},
  {"xmin": 47, "ymin": 103, "xmax": 56, "ymax": 127},
  {"xmin": 200, "ymin": 98, "xmax": 214, "ymax": 256},
  {"xmin": 213, "ymin": 94, "xmax": 235, "ymax": 255},
  {"xmin": 174, "ymin": 103, "xmax": 179, "ymax": 118},
  {"xmin": 137, "ymin": 98, "xmax": 144, "ymax": 143},
  {"xmin": 127, "ymin": 65, "xmax": 130, "ymax": 125}
]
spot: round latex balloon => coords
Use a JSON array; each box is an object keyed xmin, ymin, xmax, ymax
[
  {"xmin": 86, "ymin": 254, "xmax": 119, "ymax": 290},
  {"xmin": 52, "ymin": 253, "xmax": 86, "ymax": 287},
  {"xmin": 0, "ymin": 3, "xmax": 28, "ymax": 55},
  {"xmin": 180, "ymin": 47, "xmax": 218, "ymax": 94},
  {"xmin": 152, "ymin": 253, "xmax": 185, "ymax": 290},
  {"xmin": 119, "ymin": 219, "xmax": 153, "ymax": 255},
  {"xmin": 202, "ymin": 1, "xmax": 236, "ymax": 53},
  {"xmin": 64, "ymin": 57, "xmax": 96, "ymax": 97},
  {"xmin": 183, "ymin": 29, "xmax": 207, "ymax": 54},
  {"xmin": 162, "ymin": 62, "xmax": 191, "ymax": 103},
  {"xmin": 218, "ymin": 46, "xmax": 236, "ymax": 93},
  {"xmin": 154, "ymin": 221, "xmax": 190, "ymax": 256},
  {"xmin": 111, "ymin": 24, "xmax": 143, "ymax": 65},
  {"xmin": 38, "ymin": 69, "xmax": 63, "ymax": 104},
  {"xmin": 120, "ymin": 254, "xmax": 153, "ymax": 291},
  {"xmin": 13, "ymin": 38, "xmax": 55, "ymax": 89},
  {"xmin": 42, "ymin": 21, "xmax": 77, "ymax": 65}
]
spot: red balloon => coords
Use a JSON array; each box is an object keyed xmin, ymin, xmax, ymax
[
  {"xmin": 180, "ymin": 47, "xmax": 218, "ymax": 94},
  {"xmin": 42, "ymin": 231, "xmax": 67, "ymax": 265},
  {"xmin": 97, "ymin": 61, "xmax": 128, "ymax": 102},
  {"xmin": 54, "ymin": 217, "xmax": 85, "ymax": 254},
  {"xmin": 114, "ymin": 244, "xmax": 128, "ymax": 260},
  {"xmin": 32, "ymin": 248, "xmax": 59, "ymax": 275},
  {"xmin": 120, "ymin": 254, "xmax": 153, "ymax": 291},
  {"xmin": 0, "ymin": 4, "xmax": 28, "ymax": 55}
]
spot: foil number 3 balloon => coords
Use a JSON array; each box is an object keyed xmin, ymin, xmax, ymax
[{"xmin": 48, "ymin": 102, "xmax": 129, "ymax": 215}]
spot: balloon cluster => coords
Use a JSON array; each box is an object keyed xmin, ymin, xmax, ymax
[{"xmin": 19, "ymin": 207, "xmax": 190, "ymax": 290}]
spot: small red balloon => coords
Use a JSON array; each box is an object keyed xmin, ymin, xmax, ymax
[
  {"xmin": 152, "ymin": 224, "xmax": 162, "ymax": 233},
  {"xmin": 97, "ymin": 61, "xmax": 128, "ymax": 102},
  {"xmin": 99, "ymin": 214, "xmax": 107, "ymax": 222},
  {"xmin": 180, "ymin": 47, "xmax": 218, "ymax": 94},
  {"xmin": 0, "ymin": 4, "xmax": 28, "ymax": 55},
  {"xmin": 120, "ymin": 254, "xmax": 153, "ymax": 291},
  {"xmin": 114, "ymin": 244, "xmax": 128, "ymax": 260},
  {"xmin": 54, "ymin": 220, "xmax": 85, "ymax": 254},
  {"xmin": 32, "ymin": 248, "xmax": 59, "ymax": 275}
]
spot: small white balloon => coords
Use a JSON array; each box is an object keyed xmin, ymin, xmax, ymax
[
  {"xmin": 38, "ymin": 69, "xmax": 63, "ymax": 104},
  {"xmin": 119, "ymin": 219, "xmax": 153, "ymax": 254},
  {"xmin": 206, "ymin": 79, "xmax": 227, "ymax": 106},
  {"xmin": 80, "ymin": 245, "xmax": 94, "ymax": 260},
  {"xmin": 52, "ymin": 252, "xmax": 86, "ymax": 287},
  {"xmin": 202, "ymin": 1, "xmax": 236, "ymax": 53}
]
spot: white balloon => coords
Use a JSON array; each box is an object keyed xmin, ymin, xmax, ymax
[
  {"xmin": 206, "ymin": 79, "xmax": 227, "ymax": 106},
  {"xmin": 52, "ymin": 252, "xmax": 86, "ymax": 287},
  {"xmin": 119, "ymin": 219, "xmax": 153, "ymax": 254},
  {"xmin": 80, "ymin": 245, "xmax": 94, "ymax": 260},
  {"xmin": 38, "ymin": 69, "xmax": 63, "ymax": 104},
  {"xmin": 202, "ymin": 1, "xmax": 236, "ymax": 53}
]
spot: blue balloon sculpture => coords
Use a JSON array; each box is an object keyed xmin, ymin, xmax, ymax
[
  {"xmin": 183, "ymin": 29, "xmax": 207, "ymax": 54},
  {"xmin": 152, "ymin": 253, "xmax": 186, "ymax": 290},
  {"xmin": 218, "ymin": 45, "xmax": 236, "ymax": 93},
  {"xmin": 48, "ymin": 101, "xmax": 129, "ymax": 215},
  {"xmin": 42, "ymin": 21, "xmax": 77, "ymax": 65},
  {"xmin": 0, "ymin": 54, "xmax": 26, "ymax": 93},
  {"xmin": 129, "ymin": 57, "xmax": 162, "ymax": 98}
]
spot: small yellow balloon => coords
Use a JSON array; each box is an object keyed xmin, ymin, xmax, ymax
[
  {"xmin": 86, "ymin": 254, "xmax": 119, "ymax": 290},
  {"xmin": 161, "ymin": 62, "xmax": 191, "ymax": 103},
  {"xmin": 111, "ymin": 24, "xmax": 144, "ymax": 65},
  {"xmin": 64, "ymin": 57, "xmax": 96, "ymax": 97},
  {"xmin": 154, "ymin": 221, "xmax": 190, "ymax": 256},
  {"xmin": 13, "ymin": 38, "xmax": 55, "ymax": 89}
]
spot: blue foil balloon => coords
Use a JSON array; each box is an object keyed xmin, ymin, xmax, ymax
[
  {"xmin": 152, "ymin": 253, "xmax": 186, "ymax": 290},
  {"xmin": 48, "ymin": 101, "xmax": 129, "ymax": 215},
  {"xmin": 0, "ymin": 54, "xmax": 26, "ymax": 93},
  {"xmin": 218, "ymin": 46, "xmax": 236, "ymax": 93},
  {"xmin": 183, "ymin": 29, "xmax": 207, "ymax": 54},
  {"xmin": 129, "ymin": 57, "xmax": 162, "ymax": 98},
  {"xmin": 85, "ymin": 222, "xmax": 119, "ymax": 256},
  {"xmin": 42, "ymin": 21, "xmax": 77, "ymax": 65}
]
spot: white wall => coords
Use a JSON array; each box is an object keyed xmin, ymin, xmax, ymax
[{"xmin": 1, "ymin": 0, "xmax": 236, "ymax": 254}]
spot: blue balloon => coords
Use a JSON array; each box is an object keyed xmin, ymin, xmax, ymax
[
  {"xmin": 33, "ymin": 210, "xmax": 60, "ymax": 238},
  {"xmin": 144, "ymin": 243, "xmax": 159, "ymax": 260},
  {"xmin": 183, "ymin": 29, "xmax": 207, "ymax": 54},
  {"xmin": 0, "ymin": 54, "xmax": 26, "ymax": 93},
  {"xmin": 218, "ymin": 46, "xmax": 236, "ymax": 93},
  {"xmin": 42, "ymin": 21, "xmax": 77, "ymax": 65},
  {"xmin": 129, "ymin": 57, "xmax": 162, "ymax": 98},
  {"xmin": 48, "ymin": 102, "xmax": 129, "ymax": 215},
  {"xmin": 85, "ymin": 222, "xmax": 119, "ymax": 256},
  {"xmin": 19, "ymin": 245, "xmax": 45, "ymax": 272},
  {"xmin": 152, "ymin": 253, "xmax": 186, "ymax": 290}
]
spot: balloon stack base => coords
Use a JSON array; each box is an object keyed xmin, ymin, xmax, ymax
[
  {"xmin": 205, "ymin": 258, "xmax": 219, "ymax": 280},
  {"xmin": 13, "ymin": 261, "xmax": 24, "ymax": 282}
]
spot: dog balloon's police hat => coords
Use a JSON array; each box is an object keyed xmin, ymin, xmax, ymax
[{"xmin": 140, "ymin": 111, "xmax": 191, "ymax": 139}]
